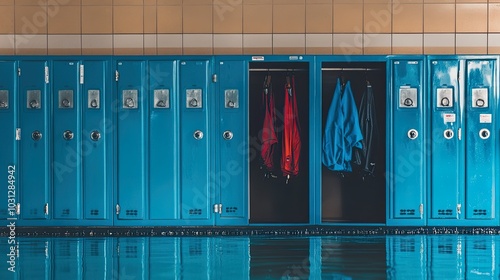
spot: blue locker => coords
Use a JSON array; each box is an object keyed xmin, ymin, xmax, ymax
[
  {"xmin": 52, "ymin": 60, "xmax": 81, "ymax": 220},
  {"xmin": 148, "ymin": 60, "xmax": 178, "ymax": 220},
  {"xmin": 19, "ymin": 61, "xmax": 50, "ymax": 220},
  {"xmin": 52, "ymin": 238, "xmax": 82, "ymax": 280},
  {"xmin": 116, "ymin": 60, "xmax": 146, "ymax": 220},
  {"xmin": 83, "ymin": 238, "xmax": 111, "ymax": 280},
  {"xmin": 215, "ymin": 59, "xmax": 248, "ymax": 225},
  {"xmin": 465, "ymin": 60, "xmax": 496, "ymax": 220},
  {"xmin": 18, "ymin": 238, "xmax": 51, "ymax": 280},
  {"xmin": 388, "ymin": 59, "xmax": 426, "ymax": 225},
  {"xmin": 0, "ymin": 61, "xmax": 17, "ymax": 220},
  {"xmin": 179, "ymin": 60, "xmax": 211, "ymax": 221},
  {"xmin": 429, "ymin": 59, "xmax": 461, "ymax": 220},
  {"xmin": 115, "ymin": 238, "xmax": 148, "ymax": 280},
  {"xmin": 82, "ymin": 60, "xmax": 109, "ymax": 220}
]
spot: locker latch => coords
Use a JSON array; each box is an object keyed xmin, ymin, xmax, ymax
[
  {"xmin": 16, "ymin": 128, "xmax": 21, "ymax": 141},
  {"xmin": 457, "ymin": 204, "xmax": 461, "ymax": 214},
  {"xmin": 15, "ymin": 203, "xmax": 20, "ymax": 215},
  {"xmin": 213, "ymin": 203, "xmax": 222, "ymax": 214},
  {"xmin": 44, "ymin": 203, "xmax": 49, "ymax": 215},
  {"xmin": 419, "ymin": 204, "xmax": 423, "ymax": 216},
  {"xmin": 116, "ymin": 204, "xmax": 121, "ymax": 215}
]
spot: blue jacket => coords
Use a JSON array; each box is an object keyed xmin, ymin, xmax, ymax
[{"xmin": 322, "ymin": 79, "xmax": 363, "ymax": 172}]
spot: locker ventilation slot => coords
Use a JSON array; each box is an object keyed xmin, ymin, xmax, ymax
[
  {"xmin": 189, "ymin": 209, "xmax": 202, "ymax": 215},
  {"xmin": 62, "ymin": 209, "xmax": 70, "ymax": 216},
  {"xmin": 125, "ymin": 210, "xmax": 138, "ymax": 216},
  {"xmin": 225, "ymin": 206, "xmax": 238, "ymax": 213},
  {"xmin": 473, "ymin": 209, "xmax": 487, "ymax": 216},
  {"xmin": 125, "ymin": 245, "xmax": 137, "ymax": 258},
  {"xmin": 437, "ymin": 209, "xmax": 454, "ymax": 216},
  {"xmin": 399, "ymin": 209, "xmax": 416, "ymax": 216},
  {"xmin": 90, "ymin": 209, "xmax": 99, "ymax": 216},
  {"xmin": 90, "ymin": 242, "xmax": 100, "ymax": 257}
]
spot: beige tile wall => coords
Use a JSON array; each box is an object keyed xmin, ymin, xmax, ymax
[{"xmin": 1, "ymin": 0, "xmax": 499, "ymax": 55}]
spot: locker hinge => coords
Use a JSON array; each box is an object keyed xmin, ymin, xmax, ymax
[
  {"xmin": 44, "ymin": 203, "xmax": 49, "ymax": 215},
  {"xmin": 44, "ymin": 66, "xmax": 49, "ymax": 84},
  {"xmin": 212, "ymin": 74, "xmax": 217, "ymax": 83},
  {"xmin": 17, "ymin": 67, "xmax": 21, "ymax": 77},
  {"xmin": 115, "ymin": 70, "xmax": 119, "ymax": 82},
  {"xmin": 116, "ymin": 204, "xmax": 120, "ymax": 215},
  {"xmin": 213, "ymin": 203, "xmax": 222, "ymax": 214},
  {"xmin": 419, "ymin": 204, "xmax": 424, "ymax": 215},
  {"xmin": 16, "ymin": 128, "xmax": 21, "ymax": 140},
  {"xmin": 79, "ymin": 64, "xmax": 84, "ymax": 84},
  {"xmin": 15, "ymin": 203, "xmax": 20, "ymax": 215}
]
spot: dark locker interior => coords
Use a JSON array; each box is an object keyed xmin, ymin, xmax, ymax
[
  {"xmin": 249, "ymin": 62, "xmax": 309, "ymax": 224},
  {"xmin": 321, "ymin": 62, "xmax": 386, "ymax": 223}
]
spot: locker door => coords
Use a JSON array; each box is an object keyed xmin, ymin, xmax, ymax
[
  {"xmin": 52, "ymin": 239, "xmax": 82, "ymax": 280},
  {"xmin": 0, "ymin": 61, "xmax": 17, "ymax": 220},
  {"xmin": 389, "ymin": 59, "xmax": 425, "ymax": 224},
  {"xmin": 148, "ymin": 60, "xmax": 178, "ymax": 220},
  {"xmin": 52, "ymin": 61, "xmax": 81, "ymax": 220},
  {"xmin": 215, "ymin": 60, "xmax": 248, "ymax": 225},
  {"xmin": 430, "ymin": 59, "xmax": 461, "ymax": 220},
  {"xmin": 19, "ymin": 61, "xmax": 50, "ymax": 220},
  {"xmin": 179, "ymin": 60, "xmax": 211, "ymax": 222},
  {"xmin": 83, "ymin": 238, "xmax": 111, "ymax": 280},
  {"xmin": 82, "ymin": 60, "xmax": 109, "ymax": 220},
  {"xmin": 465, "ymin": 59, "xmax": 496, "ymax": 220},
  {"xmin": 116, "ymin": 60, "xmax": 146, "ymax": 220}
]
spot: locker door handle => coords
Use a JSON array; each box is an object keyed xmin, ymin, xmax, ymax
[
  {"xmin": 32, "ymin": 130, "xmax": 42, "ymax": 141},
  {"xmin": 189, "ymin": 98, "xmax": 199, "ymax": 108},
  {"xmin": 0, "ymin": 101, "xmax": 6, "ymax": 108},
  {"xmin": 444, "ymin": 129, "xmax": 454, "ymax": 140},
  {"xmin": 193, "ymin": 130, "xmax": 204, "ymax": 140},
  {"xmin": 90, "ymin": 130, "xmax": 101, "ymax": 141},
  {"xmin": 125, "ymin": 97, "xmax": 135, "ymax": 108},
  {"xmin": 90, "ymin": 99, "xmax": 98, "ymax": 108},
  {"xmin": 29, "ymin": 100, "xmax": 40, "ymax": 109},
  {"xmin": 476, "ymin": 99, "xmax": 485, "ymax": 107},
  {"xmin": 61, "ymin": 99, "xmax": 71, "ymax": 108},
  {"xmin": 407, "ymin": 129, "xmax": 418, "ymax": 140},
  {"xmin": 63, "ymin": 130, "xmax": 74, "ymax": 141},
  {"xmin": 223, "ymin": 130, "xmax": 233, "ymax": 140}
]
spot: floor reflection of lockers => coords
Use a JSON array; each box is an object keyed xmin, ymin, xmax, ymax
[
  {"xmin": 321, "ymin": 62, "xmax": 387, "ymax": 224},
  {"xmin": 248, "ymin": 62, "xmax": 310, "ymax": 224}
]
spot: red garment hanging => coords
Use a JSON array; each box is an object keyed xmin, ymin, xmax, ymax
[
  {"xmin": 281, "ymin": 75, "xmax": 301, "ymax": 181},
  {"xmin": 260, "ymin": 75, "xmax": 278, "ymax": 172}
]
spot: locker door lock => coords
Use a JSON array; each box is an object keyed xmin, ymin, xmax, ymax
[
  {"xmin": 125, "ymin": 98, "xmax": 135, "ymax": 108},
  {"xmin": 193, "ymin": 130, "xmax": 204, "ymax": 140},
  {"xmin": 479, "ymin": 128, "xmax": 490, "ymax": 140},
  {"xmin": 189, "ymin": 98, "xmax": 199, "ymax": 108},
  {"xmin": 223, "ymin": 130, "xmax": 233, "ymax": 140},
  {"xmin": 63, "ymin": 130, "xmax": 74, "ymax": 141},
  {"xmin": 90, "ymin": 130, "xmax": 101, "ymax": 141},
  {"xmin": 32, "ymin": 130, "xmax": 42, "ymax": 141},
  {"xmin": 476, "ymin": 99, "xmax": 485, "ymax": 107},
  {"xmin": 29, "ymin": 100, "xmax": 40, "ymax": 109},
  {"xmin": 444, "ymin": 129, "xmax": 454, "ymax": 140},
  {"xmin": 407, "ymin": 129, "xmax": 418, "ymax": 140},
  {"xmin": 61, "ymin": 99, "xmax": 71, "ymax": 108}
]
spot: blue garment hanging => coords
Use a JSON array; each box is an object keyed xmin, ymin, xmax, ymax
[{"xmin": 322, "ymin": 78, "xmax": 363, "ymax": 172}]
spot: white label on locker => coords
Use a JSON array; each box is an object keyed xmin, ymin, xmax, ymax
[
  {"xmin": 252, "ymin": 56, "xmax": 265, "ymax": 61},
  {"xmin": 443, "ymin": 113, "xmax": 456, "ymax": 123},
  {"xmin": 480, "ymin": 114, "xmax": 492, "ymax": 123},
  {"xmin": 399, "ymin": 87, "xmax": 417, "ymax": 108}
]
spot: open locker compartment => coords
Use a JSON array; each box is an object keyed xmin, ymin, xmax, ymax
[
  {"xmin": 320, "ymin": 61, "xmax": 387, "ymax": 224},
  {"xmin": 248, "ymin": 61, "xmax": 310, "ymax": 224}
]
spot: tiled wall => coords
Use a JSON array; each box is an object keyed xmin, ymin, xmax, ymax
[{"xmin": 1, "ymin": 0, "xmax": 500, "ymax": 55}]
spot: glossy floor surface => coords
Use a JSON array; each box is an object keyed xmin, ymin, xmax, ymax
[{"xmin": 0, "ymin": 235, "xmax": 497, "ymax": 279}]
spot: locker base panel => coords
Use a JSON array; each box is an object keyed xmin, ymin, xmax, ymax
[{"xmin": 3, "ymin": 226, "xmax": 500, "ymax": 237}]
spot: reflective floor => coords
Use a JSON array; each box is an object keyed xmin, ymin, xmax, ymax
[{"xmin": 0, "ymin": 234, "xmax": 498, "ymax": 279}]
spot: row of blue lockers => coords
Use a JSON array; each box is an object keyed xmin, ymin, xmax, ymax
[{"xmin": 0, "ymin": 55, "xmax": 498, "ymax": 227}]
